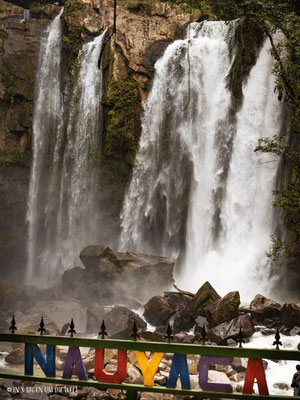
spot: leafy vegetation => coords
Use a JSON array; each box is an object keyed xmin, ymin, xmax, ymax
[
  {"xmin": 102, "ymin": 77, "xmax": 141, "ymax": 209},
  {"xmin": 0, "ymin": 62, "xmax": 17, "ymax": 105}
]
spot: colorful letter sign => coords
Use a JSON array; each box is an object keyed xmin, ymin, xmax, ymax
[
  {"xmin": 243, "ymin": 359, "xmax": 269, "ymax": 395},
  {"xmin": 25, "ymin": 344, "xmax": 56, "ymax": 377},
  {"xmin": 94, "ymin": 349, "xmax": 127, "ymax": 383},
  {"xmin": 62, "ymin": 346, "xmax": 88, "ymax": 380},
  {"xmin": 166, "ymin": 353, "xmax": 191, "ymax": 389},
  {"xmin": 135, "ymin": 351, "xmax": 164, "ymax": 386},
  {"xmin": 199, "ymin": 356, "xmax": 233, "ymax": 393}
]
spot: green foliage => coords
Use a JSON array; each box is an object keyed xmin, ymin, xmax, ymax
[
  {"xmin": 62, "ymin": 30, "xmax": 83, "ymax": 78},
  {"xmin": 266, "ymin": 234, "xmax": 292, "ymax": 265},
  {"xmin": 124, "ymin": 0, "xmax": 154, "ymax": 14},
  {"xmin": 0, "ymin": 63, "xmax": 17, "ymax": 105},
  {"xmin": 64, "ymin": 1, "xmax": 84, "ymax": 20},
  {"xmin": 104, "ymin": 77, "xmax": 140, "ymax": 164},
  {"xmin": 0, "ymin": 149, "xmax": 31, "ymax": 167},
  {"xmin": 103, "ymin": 77, "xmax": 141, "ymax": 208}
]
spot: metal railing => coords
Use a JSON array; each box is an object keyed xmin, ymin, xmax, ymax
[{"xmin": 0, "ymin": 317, "xmax": 299, "ymax": 400}]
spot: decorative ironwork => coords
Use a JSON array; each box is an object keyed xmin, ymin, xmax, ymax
[
  {"xmin": 68, "ymin": 318, "xmax": 76, "ymax": 337},
  {"xmin": 165, "ymin": 323, "xmax": 173, "ymax": 343},
  {"xmin": 201, "ymin": 325, "xmax": 207, "ymax": 345},
  {"xmin": 273, "ymin": 328, "xmax": 282, "ymax": 350},
  {"xmin": 130, "ymin": 321, "xmax": 139, "ymax": 341},
  {"xmin": 38, "ymin": 317, "xmax": 46, "ymax": 335},
  {"xmin": 99, "ymin": 320, "xmax": 107, "ymax": 339},
  {"xmin": 236, "ymin": 327, "xmax": 245, "ymax": 348},
  {"xmin": 9, "ymin": 315, "xmax": 17, "ymax": 334}
]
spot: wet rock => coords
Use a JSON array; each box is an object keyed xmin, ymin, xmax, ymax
[
  {"xmin": 0, "ymin": 278, "xmax": 32, "ymax": 313},
  {"xmin": 125, "ymin": 363, "xmax": 143, "ymax": 384},
  {"xmin": 26, "ymin": 300, "xmax": 86, "ymax": 332},
  {"xmin": 172, "ymin": 310, "xmax": 195, "ymax": 333},
  {"xmin": 6, "ymin": 311, "xmax": 59, "ymax": 334},
  {"xmin": 5, "ymin": 347, "xmax": 23, "ymax": 364},
  {"xmin": 85, "ymin": 303, "xmax": 107, "ymax": 333},
  {"xmin": 273, "ymin": 382, "xmax": 290, "ymax": 390},
  {"xmin": 280, "ymin": 302, "xmax": 300, "ymax": 328},
  {"xmin": 104, "ymin": 306, "xmax": 147, "ymax": 337},
  {"xmin": 143, "ymin": 296, "xmax": 175, "ymax": 326},
  {"xmin": 289, "ymin": 326, "xmax": 300, "ymax": 336},
  {"xmin": 207, "ymin": 314, "xmax": 254, "ymax": 344},
  {"xmin": 206, "ymin": 291, "xmax": 240, "ymax": 327},
  {"xmin": 164, "ymin": 292, "xmax": 192, "ymax": 312},
  {"xmin": 249, "ymin": 294, "xmax": 281, "ymax": 323},
  {"xmin": 191, "ymin": 281, "xmax": 221, "ymax": 317},
  {"xmin": 79, "ymin": 245, "xmax": 174, "ymax": 301},
  {"xmin": 208, "ymin": 370, "xmax": 233, "ymax": 389},
  {"xmin": 231, "ymin": 358, "xmax": 248, "ymax": 372}
]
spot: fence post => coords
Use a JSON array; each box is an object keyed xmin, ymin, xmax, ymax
[{"xmin": 126, "ymin": 388, "xmax": 138, "ymax": 400}]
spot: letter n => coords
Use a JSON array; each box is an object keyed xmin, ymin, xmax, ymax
[
  {"xmin": 243, "ymin": 359, "xmax": 269, "ymax": 395},
  {"xmin": 25, "ymin": 344, "xmax": 56, "ymax": 377},
  {"xmin": 62, "ymin": 346, "xmax": 88, "ymax": 380},
  {"xmin": 94, "ymin": 349, "xmax": 127, "ymax": 383}
]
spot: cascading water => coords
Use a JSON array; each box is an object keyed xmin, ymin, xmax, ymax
[
  {"xmin": 120, "ymin": 21, "xmax": 237, "ymax": 257},
  {"xmin": 120, "ymin": 21, "xmax": 283, "ymax": 300},
  {"xmin": 26, "ymin": 9, "xmax": 64, "ymax": 285},
  {"xmin": 26, "ymin": 12, "xmax": 108, "ymax": 287}
]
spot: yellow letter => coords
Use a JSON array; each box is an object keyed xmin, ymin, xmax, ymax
[{"xmin": 135, "ymin": 351, "xmax": 164, "ymax": 386}]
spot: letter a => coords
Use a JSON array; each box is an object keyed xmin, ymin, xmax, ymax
[
  {"xmin": 166, "ymin": 353, "xmax": 191, "ymax": 389},
  {"xmin": 135, "ymin": 351, "xmax": 164, "ymax": 386},
  {"xmin": 62, "ymin": 346, "xmax": 88, "ymax": 380},
  {"xmin": 243, "ymin": 359, "xmax": 269, "ymax": 395},
  {"xmin": 94, "ymin": 349, "xmax": 127, "ymax": 383}
]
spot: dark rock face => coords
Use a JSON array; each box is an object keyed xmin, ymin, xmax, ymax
[
  {"xmin": 207, "ymin": 314, "xmax": 255, "ymax": 344},
  {"xmin": 190, "ymin": 281, "xmax": 221, "ymax": 317},
  {"xmin": 143, "ymin": 296, "xmax": 175, "ymax": 326},
  {"xmin": 0, "ymin": 165, "xmax": 29, "ymax": 282},
  {"xmin": 280, "ymin": 302, "xmax": 300, "ymax": 328},
  {"xmin": 249, "ymin": 294, "xmax": 281, "ymax": 323},
  {"xmin": 0, "ymin": 277, "xmax": 32, "ymax": 312},
  {"xmin": 78, "ymin": 245, "xmax": 174, "ymax": 302},
  {"xmin": 206, "ymin": 291, "xmax": 240, "ymax": 328}
]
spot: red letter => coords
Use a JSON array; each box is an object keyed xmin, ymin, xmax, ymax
[
  {"xmin": 94, "ymin": 349, "xmax": 127, "ymax": 383},
  {"xmin": 243, "ymin": 359, "xmax": 269, "ymax": 395}
]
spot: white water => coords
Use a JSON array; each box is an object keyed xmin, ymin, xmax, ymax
[
  {"xmin": 120, "ymin": 22, "xmax": 283, "ymax": 301},
  {"xmin": 26, "ymin": 9, "xmax": 64, "ymax": 285},
  {"xmin": 181, "ymin": 38, "xmax": 283, "ymax": 299},
  {"xmin": 26, "ymin": 13, "xmax": 108, "ymax": 287},
  {"xmin": 244, "ymin": 331, "xmax": 299, "ymax": 396}
]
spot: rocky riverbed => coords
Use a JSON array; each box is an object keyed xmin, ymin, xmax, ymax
[{"xmin": 0, "ymin": 246, "xmax": 299, "ymax": 399}]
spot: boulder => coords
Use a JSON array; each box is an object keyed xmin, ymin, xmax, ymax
[
  {"xmin": 5, "ymin": 347, "xmax": 24, "ymax": 364},
  {"xmin": 208, "ymin": 370, "xmax": 233, "ymax": 389},
  {"xmin": 143, "ymin": 296, "xmax": 175, "ymax": 326},
  {"xmin": 79, "ymin": 245, "xmax": 174, "ymax": 301},
  {"xmin": 172, "ymin": 310, "xmax": 195, "ymax": 333},
  {"xmin": 104, "ymin": 306, "xmax": 147, "ymax": 337},
  {"xmin": 206, "ymin": 291, "xmax": 240, "ymax": 327},
  {"xmin": 86, "ymin": 303, "xmax": 107, "ymax": 334},
  {"xmin": 164, "ymin": 292, "xmax": 192, "ymax": 312},
  {"xmin": 249, "ymin": 294, "xmax": 281, "ymax": 322},
  {"xmin": 280, "ymin": 302, "xmax": 300, "ymax": 328},
  {"xmin": 0, "ymin": 278, "xmax": 33, "ymax": 312},
  {"xmin": 191, "ymin": 281, "xmax": 221, "ymax": 317},
  {"xmin": 26, "ymin": 300, "xmax": 87, "ymax": 332},
  {"xmin": 6, "ymin": 311, "xmax": 59, "ymax": 335},
  {"xmin": 207, "ymin": 314, "xmax": 255, "ymax": 344}
]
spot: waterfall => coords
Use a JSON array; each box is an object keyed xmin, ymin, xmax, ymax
[
  {"xmin": 26, "ymin": 9, "xmax": 64, "ymax": 285},
  {"xmin": 26, "ymin": 10, "xmax": 108, "ymax": 287},
  {"xmin": 120, "ymin": 21, "xmax": 283, "ymax": 300},
  {"xmin": 120, "ymin": 21, "xmax": 237, "ymax": 257},
  {"xmin": 180, "ymin": 37, "xmax": 283, "ymax": 299}
]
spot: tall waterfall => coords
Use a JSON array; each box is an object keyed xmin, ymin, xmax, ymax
[
  {"xmin": 26, "ymin": 11, "xmax": 108, "ymax": 287},
  {"xmin": 120, "ymin": 21, "xmax": 283, "ymax": 300}
]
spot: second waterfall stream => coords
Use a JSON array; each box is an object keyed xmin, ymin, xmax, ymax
[{"xmin": 119, "ymin": 21, "xmax": 284, "ymax": 300}]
